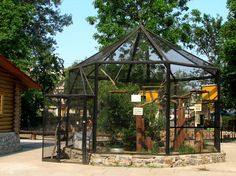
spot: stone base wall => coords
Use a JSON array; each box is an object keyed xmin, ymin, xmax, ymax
[
  {"xmin": 89, "ymin": 152, "xmax": 226, "ymax": 168},
  {"xmin": 0, "ymin": 132, "xmax": 21, "ymax": 155}
]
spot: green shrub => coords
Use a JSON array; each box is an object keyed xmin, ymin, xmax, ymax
[
  {"xmin": 178, "ymin": 144, "xmax": 196, "ymax": 154},
  {"xmin": 97, "ymin": 80, "xmax": 165, "ymax": 151},
  {"xmin": 97, "ymin": 81, "xmax": 138, "ymax": 150},
  {"xmin": 222, "ymin": 115, "xmax": 236, "ymax": 131}
]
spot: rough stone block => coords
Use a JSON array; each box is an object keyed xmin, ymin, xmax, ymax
[{"xmin": 0, "ymin": 132, "xmax": 21, "ymax": 155}]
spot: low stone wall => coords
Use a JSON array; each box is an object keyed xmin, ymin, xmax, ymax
[
  {"xmin": 0, "ymin": 132, "xmax": 21, "ymax": 155},
  {"xmin": 89, "ymin": 152, "xmax": 226, "ymax": 168}
]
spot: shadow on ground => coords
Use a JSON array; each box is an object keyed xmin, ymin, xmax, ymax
[
  {"xmin": 20, "ymin": 139, "xmax": 42, "ymax": 152},
  {"xmin": 0, "ymin": 139, "xmax": 43, "ymax": 157}
]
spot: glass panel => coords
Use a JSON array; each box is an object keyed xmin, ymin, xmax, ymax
[
  {"xmin": 78, "ymin": 35, "xmax": 133, "ymax": 66},
  {"xmin": 170, "ymin": 64, "xmax": 211, "ymax": 79},
  {"xmin": 43, "ymin": 97, "xmax": 60, "ymax": 161},
  {"xmin": 174, "ymin": 47, "xmax": 214, "ymax": 67},
  {"xmin": 97, "ymin": 63, "xmax": 166, "ymax": 84},
  {"xmin": 68, "ymin": 68, "xmax": 94, "ymax": 95},
  {"xmin": 169, "ymin": 128, "xmax": 216, "ymax": 154},
  {"xmin": 148, "ymin": 33, "xmax": 195, "ymax": 65},
  {"xmin": 96, "ymin": 80, "xmax": 166, "ymax": 154},
  {"xmin": 134, "ymin": 32, "xmax": 162, "ymax": 61},
  {"xmin": 170, "ymin": 86, "xmax": 216, "ymax": 129},
  {"xmin": 43, "ymin": 96, "xmax": 93, "ymax": 163},
  {"xmin": 147, "ymin": 30, "xmax": 217, "ymax": 75},
  {"xmin": 106, "ymin": 33, "xmax": 138, "ymax": 62}
]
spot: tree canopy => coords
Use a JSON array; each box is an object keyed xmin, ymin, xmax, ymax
[
  {"xmin": 0, "ymin": 0, "xmax": 72, "ymax": 129},
  {"xmin": 87, "ymin": 0, "xmax": 236, "ymax": 111},
  {"xmin": 0, "ymin": 0, "xmax": 72, "ymax": 92},
  {"xmin": 187, "ymin": 10, "xmax": 223, "ymax": 64},
  {"xmin": 87, "ymin": 0, "xmax": 191, "ymax": 47},
  {"xmin": 220, "ymin": 0, "xmax": 236, "ymax": 109}
]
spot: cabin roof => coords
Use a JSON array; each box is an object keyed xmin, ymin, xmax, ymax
[{"xmin": 0, "ymin": 55, "xmax": 41, "ymax": 89}]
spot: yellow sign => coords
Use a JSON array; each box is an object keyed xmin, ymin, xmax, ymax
[
  {"xmin": 139, "ymin": 91, "xmax": 159, "ymax": 102},
  {"xmin": 202, "ymin": 85, "xmax": 218, "ymax": 101},
  {"xmin": 209, "ymin": 103, "xmax": 215, "ymax": 113}
]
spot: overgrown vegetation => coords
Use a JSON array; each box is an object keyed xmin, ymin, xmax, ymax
[
  {"xmin": 97, "ymin": 81, "xmax": 164, "ymax": 151},
  {"xmin": 222, "ymin": 115, "xmax": 236, "ymax": 131},
  {"xmin": 97, "ymin": 81, "xmax": 137, "ymax": 150},
  {"xmin": 221, "ymin": 0, "xmax": 236, "ymax": 109},
  {"xmin": 178, "ymin": 144, "xmax": 196, "ymax": 154}
]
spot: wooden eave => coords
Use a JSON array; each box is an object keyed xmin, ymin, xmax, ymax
[{"xmin": 0, "ymin": 55, "xmax": 41, "ymax": 90}]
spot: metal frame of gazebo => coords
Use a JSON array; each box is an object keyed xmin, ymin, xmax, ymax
[{"xmin": 43, "ymin": 25, "xmax": 220, "ymax": 164}]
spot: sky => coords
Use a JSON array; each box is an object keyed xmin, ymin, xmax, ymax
[{"xmin": 55, "ymin": 0, "xmax": 228, "ymax": 67}]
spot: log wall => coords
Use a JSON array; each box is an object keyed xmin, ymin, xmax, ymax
[{"xmin": 0, "ymin": 66, "xmax": 23, "ymax": 133}]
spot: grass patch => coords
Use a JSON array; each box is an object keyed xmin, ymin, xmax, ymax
[{"xmin": 178, "ymin": 144, "xmax": 196, "ymax": 154}]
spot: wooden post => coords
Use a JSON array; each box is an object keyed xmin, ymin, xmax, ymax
[
  {"xmin": 174, "ymin": 98, "xmax": 186, "ymax": 149},
  {"xmin": 136, "ymin": 115, "xmax": 145, "ymax": 151},
  {"xmin": 145, "ymin": 136, "xmax": 153, "ymax": 151}
]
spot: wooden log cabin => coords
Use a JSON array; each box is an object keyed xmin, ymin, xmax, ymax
[{"xmin": 0, "ymin": 55, "xmax": 40, "ymax": 154}]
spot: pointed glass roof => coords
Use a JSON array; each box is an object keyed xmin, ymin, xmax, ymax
[{"xmin": 71, "ymin": 25, "xmax": 217, "ymax": 80}]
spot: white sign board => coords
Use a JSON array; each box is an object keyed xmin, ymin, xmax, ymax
[
  {"xmin": 194, "ymin": 103, "xmax": 202, "ymax": 112},
  {"xmin": 133, "ymin": 107, "xmax": 143, "ymax": 116},
  {"xmin": 131, "ymin": 94, "xmax": 141, "ymax": 102}
]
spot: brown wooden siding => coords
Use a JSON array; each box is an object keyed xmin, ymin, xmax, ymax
[
  {"xmin": 0, "ymin": 66, "xmax": 23, "ymax": 133},
  {"xmin": 14, "ymin": 83, "xmax": 22, "ymax": 133}
]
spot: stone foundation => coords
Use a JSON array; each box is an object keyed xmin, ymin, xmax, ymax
[
  {"xmin": 89, "ymin": 152, "xmax": 226, "ymax": 168},
  {"xmin": 64, "ymin": 147, "xmax": 83, "ymax": 162},
  {"xmin": 0, "ymin": 132, "xmax": 21, "ymax": 155}
]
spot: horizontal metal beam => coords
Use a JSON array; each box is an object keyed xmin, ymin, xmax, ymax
[
  {"xmin": 91, "ymin": 61, "xmax": 218, "ymax": 70},
  {"xmin": 46, "ymin": 94, "xmax": 95, "ymax": 98},
  {"xmin": 86, "ymin": 75, "xmax": 214, "ymax": 83}
]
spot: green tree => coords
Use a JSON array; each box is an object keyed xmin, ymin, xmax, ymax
[
  {"xmin": 97, "ymin": 81, "xmax": 138, "ymax": 150},
  {"xmin": 0, "ymin": 0, "xmax": 72, "ymax": 92},
  {"xmin": 0, "ymin": 0, "xmax": 33, "ymax": 71},
  {"xmin": 87, "ymin": 0, "xmax": 191, "ymax": 47},
  {"xmin": 187, "ymin": 10, "xmax": 223, "ymax": 64},
  {"xmin": 0, "ymin": 0, "xmax": 72, "ymax": 129},
  {"xmin": 220, "ymin": 0, "xmax": 236, "ymax": 109}
]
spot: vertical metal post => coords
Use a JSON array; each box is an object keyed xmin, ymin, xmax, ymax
[
  {"xmin": 174, "ymin": 82, "xmax": 177, "ymax": 145},
  {"xmin": 42, "ymin": 103, "xmax": 47, "ymax": 160},
  {"xmin": 57, "ymin": 98, "xmax": 62, "ymax": 159},
  {"xmin": 147, "ymin": 64, "xmax": 150, "ymax": 81},
  {"xmin": 165, "ymin": 64, "xmax": 171, "ymax": 155},
  {"xmin": 65, "ymin": 98, "xmax": 70, "ymax": 147},
  {"xmin": 92, "ymin": 63, "xmax": 98, "ymax": 152},
  {"xmin": 82, "ymin": 97, "xmax": 87, "ymax": 164},
  {"xmin": 214, "ymin": 71, "xmax": 221, "ymax": 152}
]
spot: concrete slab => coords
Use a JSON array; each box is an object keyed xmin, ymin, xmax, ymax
[{"xmin": 0, "ymin": 140, "xmax": 236, "ymax": 176}]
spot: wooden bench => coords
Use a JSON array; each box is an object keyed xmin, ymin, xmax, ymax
[{"xmin": 20, "ymin": 130, "xmax": 54, "ymax": 140}]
